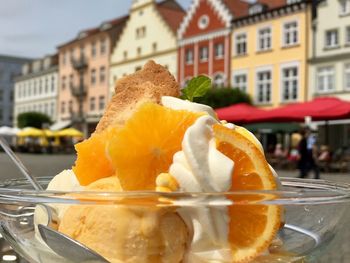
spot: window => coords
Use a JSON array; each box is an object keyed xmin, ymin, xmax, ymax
[
  {"xmin": 50, "ymin": 102, "xmax": 55, "ymax": 116},
  {"xmin": 62, "ymin": 76, "xmax": 66, "ymax": 90},
  {"xmin": 91, "ymin": 69, "xmax": 96, "ymax": 85},
  {"xmin": 199, "ymin": 46, "xmax": 208, "ymax": 62},
  {"xmin": 287, "ymin": 0, "xmax": 301, "ymax": 4},
  {"xmin": 45, "ymin": 77, "xmax": 48, "ymax": 93},
  {"xmin": 249, "ymin": 4, "xmax": 263, "ymax": 15},
  {"xmin": 233, "ymin": 74, "xmax": 247, "ymax": 92},
  {"xmin": 99, "ymin": 96, "xmax": 105, "ymax": 110},
  {"xmin": 317, "ymin": 66, "xmax": 335, "ymax": 92},
  {"xmin": 152, "ymin": 42, "xmax": 157, "ymax": 52},
  {"xmin": 340, "ymin": 0, "xmax": 350, "ymax": 15},
  {"xmin": 69, "ymin": 74, "xmax": 73, "ymax": 88},
  {"xmin": 100, "ymin": 38, "xmax": 107, "ymax": 54},
  {"xmin": 38, "ymin": 79, "xmax": 42, "ymax": 94},
  {"xmin": 258, "ymin": 27, "xmax": 272, "ymax": 51},
  {"xmin": 137, "ymin": 47, "xmax": 142, "ymax": 56},
  {"xmin": 256, "ymin": 70, "xmax": 272, "ymax": 104},
  {"xmin": 215, "ymin": 43, "xmax": 224, "ymax": 59},
  {"xmin": 51, "ymin": 76, "xmax": 55, "ymax": 92},
  {"xmin": 282, "ymin": 66, "xmax": 298, "ymax": 102},
  {"xmin": 185, "ymin": 49, "xmax": 193, "ymax": 64},
  {"xmin": 61, "ymin": 101, "xmax": 65, "ymax": 114},
  {"xmin": 136, "ymin": 26, "xmax": 146, "ymax": 39},
  {"xmin": 213, "ymin": 73, "xmax": 225, "ymax": 87},
  {"xmin": 198, "ymin": 15, "xmax": 209, "ymax": 29},
  {"xmin": 283, "ymin": 21, "xmax": 298, "ymax": 46},
  {"xmin": 123, "ymin": 51, "xmax": 128, "ymax": 60},
  {"xmin": 346, "ymin": 26, "xmax": 350, "ymax": 44},
  {"xmin": 90, "ymin": 97, "xmax": 96, "ymax": 111},
  {"xmin": 68, "ymin": 100, "xmax": 73, "ymax": 113},
  {"xmin": 345, "ymin": 64, "xmax": 350, "ymax": 90},
  {"xmin": 100, "ymin": 66, "xmax": 106, "ymax": 83},
  {"xmin": 80, "ymin": 44, "xmax": 85, "ymax": 57},
  {"xmin": 0, "ymin": 89, "xmax": 3, "ymax": 100},
  {"xmin": 235, "ymin": 33, "xmax": 247, "ymax": 55},
  {"xmin": 62, "ymin": 52, "xmax": 67, "ymax": 65},
  {"xmin": 325, "ymin": 29, "xmax": 339, "ymax": 48},
  {"xmin": 91, "ymin": 41, "xmax": 97, "ymax": 57}
]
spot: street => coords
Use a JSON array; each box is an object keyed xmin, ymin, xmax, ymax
[{"xmin": 0, "ymin": 152, "xmax": 349, "ymax": 262}]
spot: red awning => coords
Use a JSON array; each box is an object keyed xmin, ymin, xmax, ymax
[
  {"xmin": 250, "ymin": 97, "xmax": 350, "ymax": 123},
  {"xmin": 215, "ymin": 97, "xmax": 350, "ymax": 124},
  {"xmin": 216, "ymin": 103, "xmax": 268, "ymax": 123}
]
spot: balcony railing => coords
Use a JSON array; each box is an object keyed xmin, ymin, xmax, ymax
[
  {"xmin": 70, "ymin": 84, "xmax": 87, "ymax": 97},
  {"xmin": 71, "ymin": 55, "xmax": 88, "ymax": 70}
]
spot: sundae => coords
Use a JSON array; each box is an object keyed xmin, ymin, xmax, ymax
[{"xmin": 35, "ymin": 61, "xmax": 281, "ymax": 262}]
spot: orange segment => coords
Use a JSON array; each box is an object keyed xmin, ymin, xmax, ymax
[
  {"xmin": 214, "ymin": 124, "xmax": 281, "ymax": 263},
  {"xmin": 108, "ymin": 103, "xmax": 202, "ymax": 191},
  {"xmin": 73, "ymin": 127, "xmax": 118, "ymax": 186}
]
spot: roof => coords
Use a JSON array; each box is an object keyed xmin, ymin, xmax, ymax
[
  {"xmin": 257, "ymin": 0, "xmax": 288, "ymax": 9},
  {"xmin": 222, "ymin": 0, "xmax": 251, "ymax": 19},
  {"xmin": 156, "ymin": 0, "xmax": 186, "ymax": 33},
  {"xmin": 58, "ymin": 15, "xmax": 128, "ymax": 49}
]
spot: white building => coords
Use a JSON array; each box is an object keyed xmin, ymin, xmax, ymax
[
  {"xmin": 109, "ymin": 0, "xmax": 185, "ymax": 94},
  {"xmin": 309, "ymin": 0, "xmax": 350, "ymax": 100},
  {"xmin": 14, "ymin": 54, "xmax": 59, "ymax": 127},
  {"xmin": 309, "ymin": 0, "xmax": 350, "ymax": 149}
]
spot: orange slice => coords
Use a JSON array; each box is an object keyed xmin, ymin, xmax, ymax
[
  {"xmin": 213, "ymin": 124, "xmax": 281, "ymax": 263},
  {"xmin": 108, "ymin": 103, "xmax": 202, "ymax": 190},
  {"xmin": 73, "ymin": 127, "xmax": 118, "ymax": 186}
]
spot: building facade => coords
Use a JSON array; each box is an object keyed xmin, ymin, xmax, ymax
[
  {"xmin": 0, "ymin": 55, "xmax": 31, "ymax": 127},
  {"xmin": 231, "ymin": 0, "xmax": 312, "ymax": 108},
  {"xmin": 14, "ymin": 55, "xmax": 59, "ymax": 127},
  {"xmin": 177, "ymin": 0, "xmax": 250, "ymax": 87},
  {"xmin": 309, "ymin": 0, "xmax": 350, "ymax": 150},
  {"xmin": 57, "ymin": 16, "xmax": 127, "ymax": 135},
  {"xmin": 109, "ymin": 0, "xmax": 185, "ymax": 93}
]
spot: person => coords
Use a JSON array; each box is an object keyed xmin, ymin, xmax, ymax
[
  {"xmin": 297, "ymin": 127, "xmax": 320, "ymax": 179},
  {"xmin": 274, "ymin": 143, "xmax": 287, "ymax": 158},
  {"xmin": 318, "ymin": 145, "xmax": 331, "ymax": 162}
]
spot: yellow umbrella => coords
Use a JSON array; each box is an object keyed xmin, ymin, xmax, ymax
[
  {"xmin": 57, "ymin": 128, "xmax": 83, "ymax": 137},
  {"xmin": 17, "ymin": 127, "xmax": 44, "ymax": 137},
  {"xmin": 43, "ymin": 129, "xmax": 57, "ymax": 137}
]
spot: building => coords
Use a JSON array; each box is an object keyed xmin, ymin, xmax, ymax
[
  {"xmin": 177, "ymin": 0, "xmax": 250, "ymax": 87},
  {"xmin": 0, "ymin": 55, "xmax": 31, "ymax": 127},
  {"xmin": 109, "ymin": 0, "xmax": 185, "ymax": 93},
  {"xmin": 13, "ymin": 55, "xmax": 59, "ymax": 127},
  {"xmin": 309, "ymin": 0, "xmax": 350, "ymax": 149},
  {"xmin": 231, "ymin": 0, "xmax": 312, "ymax": 108},
  {"xmin": 57, "ymin": 16, "xmax": 128, "ymax": 135}
]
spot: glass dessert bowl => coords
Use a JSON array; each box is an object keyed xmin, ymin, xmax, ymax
[{"xmin": 0, "ymin": 176, "xmax": 349, "ymax": 263}]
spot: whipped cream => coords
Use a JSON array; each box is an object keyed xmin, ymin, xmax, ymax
[{"xmin": 162, "ymin": 97, "xmax": 234, "ymax": 262}]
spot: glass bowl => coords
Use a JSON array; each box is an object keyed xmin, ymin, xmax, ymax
[{"xmin": 0, "ymin": 176, "xmax": 349, "ymax": 263}]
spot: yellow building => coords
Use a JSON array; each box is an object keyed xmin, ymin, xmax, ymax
[{"xmin": 231, "ymin": 0, "xmax": 312, "ymax": 108}]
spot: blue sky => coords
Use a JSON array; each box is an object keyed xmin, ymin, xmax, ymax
[{"xmin": 0, "ymin": 0, "xmax": 191, "ymax": 59}]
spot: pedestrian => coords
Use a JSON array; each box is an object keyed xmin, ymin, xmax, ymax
[{"xmin": 297, "ymin": 127, "xmax": 320, "ymax": 179}]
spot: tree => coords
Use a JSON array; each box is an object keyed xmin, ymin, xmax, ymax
[
  {"xmin": 194, "ymin": 87, "xmax": 252, "ymax": 109},
  {"xmin": 17, "ymin": 112, "xmax": 52, "ymax": 129}
]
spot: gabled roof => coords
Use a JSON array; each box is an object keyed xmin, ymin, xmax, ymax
[
  {"xmin": 177, "ymin": 0, "xmax": 250, "ymax": 39},
  {"xmin": 156, "ymin": 0, "xmax": 186, "ymax": 33},
  {"xmin": 58, "ymin": 15, "xmax": 129, "ymax": 49}
]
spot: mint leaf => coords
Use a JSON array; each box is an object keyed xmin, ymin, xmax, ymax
[{"xmin": 182, "ymin": 76, "xmax": 211, "ymax": 101}]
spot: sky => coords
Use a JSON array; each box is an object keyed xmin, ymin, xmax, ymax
[{"xmin": 0, "ymin": 0, "xmax": 192, "ymax": 59}]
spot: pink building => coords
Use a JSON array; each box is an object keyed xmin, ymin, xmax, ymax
[{"xmin": 57, "ymin": 16, "xmax": 127, "ymax": 135}]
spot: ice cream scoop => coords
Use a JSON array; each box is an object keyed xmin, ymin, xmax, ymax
[{"xmin": 59, "ymin": 176, "xmax": 189, "ymax": 263}]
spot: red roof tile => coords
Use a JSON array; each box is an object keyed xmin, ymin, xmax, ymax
[
  {"xmin": 222, "ymin": 0, "xmax": 251, "ymax": 19},
  {"xmin": 257, "ymin": 0, "xmax": 287, "ymax": 9},
  {"xmin": 156, "ymin": 0, "xmax": 186, "ymax": 33}
]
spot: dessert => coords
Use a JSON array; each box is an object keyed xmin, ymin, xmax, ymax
[{"xmin": 35, "ymin": 61, "xmax": 281, "ymax": 263}]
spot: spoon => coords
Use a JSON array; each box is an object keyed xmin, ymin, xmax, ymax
[{"xmin": 0, "ymin": 136, "xmax": 109, "ymax": 262}]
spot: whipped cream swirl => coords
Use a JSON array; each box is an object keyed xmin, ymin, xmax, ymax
[{"xmin": 162, "ymin": 96, "xmax": 234, "ymax": 262}]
